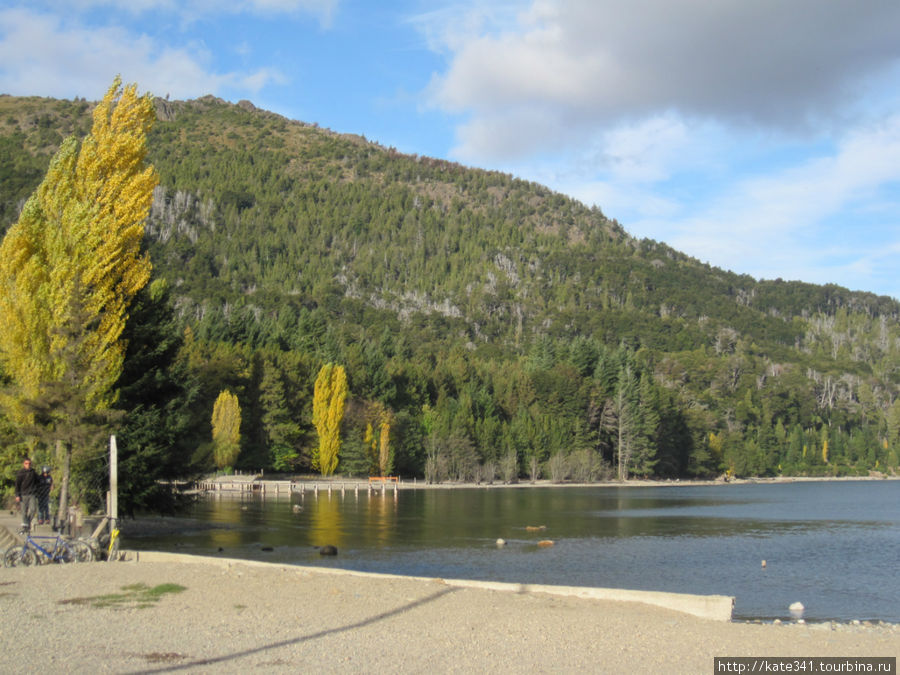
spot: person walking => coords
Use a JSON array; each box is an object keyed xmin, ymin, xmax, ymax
[
  {"xmin": 37, "ymin": 466, "xmax": 53, "ymax": 526},
  {"xmin": 14, "ymin": 458, "xmax": 39, "ymax": 534}
]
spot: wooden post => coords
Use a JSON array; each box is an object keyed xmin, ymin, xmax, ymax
[
  {"xmin": 55, "ymin": 440, "xmax": 71, "ymax": 534},
  {"xmin": 110, "ymin": 435, "xmax": 118, "ymax": 538}
]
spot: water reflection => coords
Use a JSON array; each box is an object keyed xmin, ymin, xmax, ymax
[
  {"xmin": 309, "ymin": 493, "xmax": 344, "ymax": 548},
  {"xmin": 363, "ymin": 488, "xmax": 399, "ymax": 548}
]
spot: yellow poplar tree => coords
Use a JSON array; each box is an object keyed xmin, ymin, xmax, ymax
[
  {"xmin": 379, "ymin": 414, "xmax": 392, "ymax": 477},
  {"xmin": 364, "ymin": 422, "xmax": 378, "ymax": 475},
  {"xmin": 0, "ymin": 78, "xmax": 156, "ymax": 512},
  {"xmin": 0, "ymin": 77, "xmax": 156, "ymax": 428},
  {"xmin": 312, "ymin": 363, "xmax": 348, "ymax": 476},
  {"xmin": 211, "ymin": 390, "xmax": 242, "ymax": 469}
]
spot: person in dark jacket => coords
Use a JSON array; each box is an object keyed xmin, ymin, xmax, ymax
[
  {"xmin": 37, "ymin": 466, "xmax": 53, "ymax": 526},
  {"xmin": 14, "ymin": 457, "xmax": 39, "ymax": 533}
]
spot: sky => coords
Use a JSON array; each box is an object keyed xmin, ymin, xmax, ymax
[{"xmin": 2, "ymin": 1, "xmax": 900, "ymax": 299}]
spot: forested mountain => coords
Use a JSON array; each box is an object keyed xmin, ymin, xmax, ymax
[{"xmin": 1, "ymin": 92, "xmax": 898, "ymax": 507}]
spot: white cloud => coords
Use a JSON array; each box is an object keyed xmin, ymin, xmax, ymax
[
  {"xmin": 0, "ymin": 8, "xmax": 284, "ymax": 99},
  {"xmin": 410, "ymin": 4, "xmax": 522, "ymax": 54},
  {"xmin": 643, "ymin": 115, "xmax": 900, "ymax": 294},
  {"xmin": 422, "ymin": 0, "xmax": 900, "ymax": 163},
  {"xmin": 593, "ymin": 115, "xmax": 694, "ymax": 184}
]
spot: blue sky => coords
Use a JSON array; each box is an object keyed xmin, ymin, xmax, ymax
[{"xmin": 3, "ymin": 1, "xmax": 900, "ymax": 299}]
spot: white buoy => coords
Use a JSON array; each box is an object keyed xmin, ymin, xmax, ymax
[
  {"xmin": 496, "ymin": 538, "xmax": 506, "ymax": 547},
  {"xmin": 789, "ymin": 602, "xmax": 805, "ymax": 618}
]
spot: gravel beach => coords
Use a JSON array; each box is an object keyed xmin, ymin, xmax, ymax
[{"xmin": 2, "ymin": 555, "xmax": 898, "ymax": 674}]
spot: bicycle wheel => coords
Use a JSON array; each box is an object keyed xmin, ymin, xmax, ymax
[
  {"xmin": 69, "ymin": 539, "xmax": 93, "ymax": 563},
  {"xmin": 3, "ymin": 545, "xmax": 36, "ymax": 567},
  {"xmin": 55, "ymin": 541, "xmax": 76, "ymax": 564}
]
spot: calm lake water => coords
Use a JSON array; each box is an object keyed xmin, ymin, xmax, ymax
[{"xmin": 127, "ymin": 480, "xmax": 900, "ymax": 623}]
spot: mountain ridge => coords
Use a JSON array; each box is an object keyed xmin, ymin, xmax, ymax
[{"xmin": 1, "ymin": 92, "xmax": 899, "ymax": 483}]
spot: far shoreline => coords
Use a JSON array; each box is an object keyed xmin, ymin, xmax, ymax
[{"xmin": 200, "ymin": 472, "xmax": 899, "ymax": 493}]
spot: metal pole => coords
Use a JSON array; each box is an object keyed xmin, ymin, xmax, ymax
[{"xmin": 110, "ymin": 435, "xmax": 118, "ymax": 537}]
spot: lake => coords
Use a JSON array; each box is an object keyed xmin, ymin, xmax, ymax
[{"xmin": 127, "ymin": 479, "xmax": 900, "ymax": 623}]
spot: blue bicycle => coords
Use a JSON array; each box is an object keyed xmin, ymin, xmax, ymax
[{"xmin": 3, "ymin": 530, "xmax": 93, "ymax": 567}]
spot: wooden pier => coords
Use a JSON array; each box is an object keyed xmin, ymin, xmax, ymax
[{"xmin": 197, "ymin": 475, "xmax": 401, "ymax": 497}]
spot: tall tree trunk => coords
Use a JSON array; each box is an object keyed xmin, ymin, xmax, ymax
[{"xmin": 54, "ymin": 440, "xmax": 71, "ymax": 533}]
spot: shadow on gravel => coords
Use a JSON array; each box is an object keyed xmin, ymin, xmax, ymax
[{"xmin": 141, "ymin": 585, "xmax": 459, "ymax": 672}]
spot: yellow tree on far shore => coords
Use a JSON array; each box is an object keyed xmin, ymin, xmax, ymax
[
  {"xmin": 363, "ymin": 401, "xmax": 392, "ymax": 476},
  {"xmin": 212, "ymin": 390, "xmax": 241, "ymax": 469},
  {"xmin": 378, "ymin": 413, "xmax": 392, "ymax": 477},
  {"xmin": 312, "ymin": 363, "xmax": 348, "ymax": 476}
]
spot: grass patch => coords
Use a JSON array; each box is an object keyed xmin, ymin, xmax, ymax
[
  {"xmin": 59, "ymin": 583, "xmax": 186, "ymax": 609},
  {"xmin": 141, "ymin": 652, "xmax": 189, "ymax": 664}
]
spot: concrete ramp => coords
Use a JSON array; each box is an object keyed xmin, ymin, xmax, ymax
[{"xmin": 130, "ymin": 550, "xmax": 734, "ymax": 622}]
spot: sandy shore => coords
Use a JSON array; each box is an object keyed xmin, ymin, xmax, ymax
[{"xmin": 2, "ymin": 556, "xmax": 898, "ymax": 674}]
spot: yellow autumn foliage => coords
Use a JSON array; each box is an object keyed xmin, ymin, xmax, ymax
[
  {"xmin": 379, "ymin": 416, "xmax": 392, "ymax": 476},
  {"xmin": 312, "ymin": 363, "xmax": 348, "ymax": 476},
  {"xmin": 211, "ymin": 389, "xmax": 242, "ymax": 469},
  {"xmin": 0, "ymin": 77, "xmax": 157, "ymax": 425}
]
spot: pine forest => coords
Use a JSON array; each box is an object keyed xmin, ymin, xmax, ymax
[{"xmin": 1, "ymin": 91, "xmax": 899, "ymax": 514}]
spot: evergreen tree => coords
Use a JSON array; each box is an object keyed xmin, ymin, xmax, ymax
[
  {"xmin": 259, "ymin": 358, "xmax": 304, "ymax": 471},
  {"xmin": 601, "ymin": 364, "xmax": 639, "ymax": 481},
  {"xmin": 107, "ymin": 278, "xmax": 199, "ymax": 514},
  {"xmin": 630, "ymin": 372, "xmax": 659, "ymax": 477}
]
